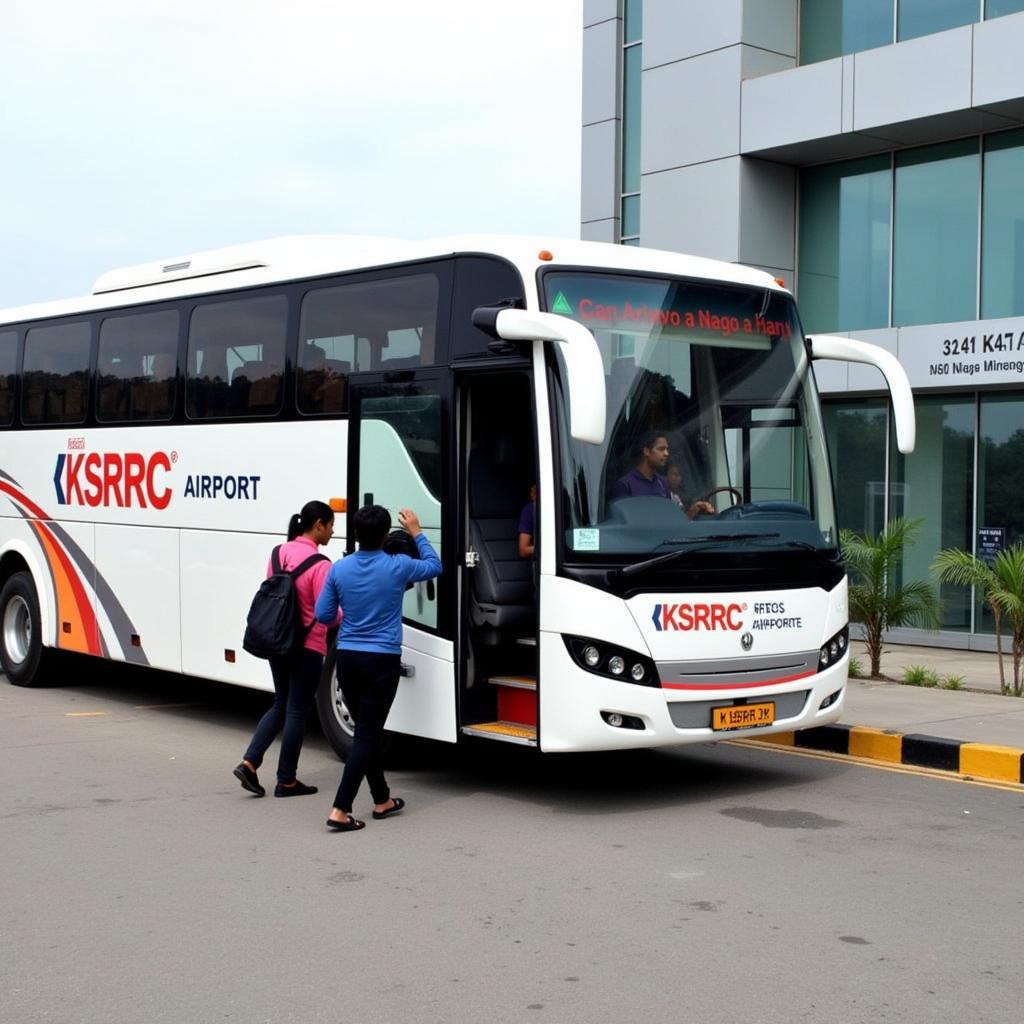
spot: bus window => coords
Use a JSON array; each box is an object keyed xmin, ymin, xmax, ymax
[
  {"xmin": 297, "ymin": 273, "xmax": 440, "ymax": 414},
  {"xmin": 451, "ymin": 256, "xmax": 526, "ymax": 360},
  {"xmin": 186, "ymin": 294, "xmax": 287, "ymax": 418},
  {"xmin": 0, "ymin": 331, "xmax": 15, "ymax": 425},
  {"xmin": 96, "ymin": 309, "xmax": 179, "ymax": 422},
  {"xmin": 22, "ymin": 321, "xmax": 91, "ymax": 425}
]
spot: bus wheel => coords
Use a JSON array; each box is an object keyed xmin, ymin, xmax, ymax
[
  {"xmin": 316, "ymin": 647, "xmax": 354, "ymax": 761},
  {"xmin": 0, "ymin": 572, "xmax": 44, "ymax": 687}
]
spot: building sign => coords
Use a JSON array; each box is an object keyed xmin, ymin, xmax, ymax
[
  {"xmin": 833, "ymin": 317, "xmax": 1024, "ymax": 393},
  {"xmin": 977, "ymin": 527, "xmax": 1005, "ymax": 566}
]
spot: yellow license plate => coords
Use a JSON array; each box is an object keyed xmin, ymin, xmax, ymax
[{"xmin": 712, "ymin": 702, "xmax": 775, "ymax": 731}]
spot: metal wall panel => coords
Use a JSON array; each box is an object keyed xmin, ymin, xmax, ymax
[
  {"xmin": 581, "ymin": 120, "xmax": 619, "ymax": 224},
  {"xmin": 643, "ymin": 0, "xmax": 743, "ymax": 69},
  {"xmin": 583, "ymin": 17, "xmax": 620, "ymax": 126}
]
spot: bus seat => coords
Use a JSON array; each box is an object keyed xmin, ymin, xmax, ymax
[{"xmin": 468, "ymin": 438, "xmax": 534, "ymax": 631}]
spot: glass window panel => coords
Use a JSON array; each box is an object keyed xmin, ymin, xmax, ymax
[
  {"xmin": 622, "ymin": 194, "xmax": 640, "ymax": 237},
  {"xmin": 798, "ymin": 154, "xmax": 891, "ymax": 332},
  {"xmin": 22, "ymin": 322, "xmax": 91, "ymax": 425},
  {"xmin": 800, "ymin": 0, "xmax": 893, "ymax": 64},
  {"xmin": 892, "ymin": 140, "xmax": 979, "ymax": 327},
  {"xmin": 186, "ymin": 294, "xmax": 287, "ymax": 419},
  {"xmin": 889, "ymin": 398, "xmax": 975, "ymax": 631},
  {"xmin": 97, "ymin": 309, "xmax": 178, "ymax": 423},
  {"xmin": 297, "ymin": 273, "xmax": 439, "ymax": 415},
  {"xmin": 987, "ymin": 0, "xmax": 1024, "ymax": 16},
  {"xmin": 898, "ymin": 0, "xmax": 980, "ymax": 41},
  {"xmin": 0, "ymin": 331, "xmax": 16, "ymax": 426},
  {"xmin": 622, "ymin": 44, "xmax": 642, "ymax": 195},
  {"xmin": 823, "ymin": 401, "xmax": 889, "ymax": 535},
  {"xmin": 624, "ymin": 0, "xmax": 643, "ymax": 44},
  {"xmin": 976, "ymin": 393, "xmax": 1024, "ymax": 632},
  {"xmin": 981, "ymin": 129, "xmax": 1024, "ymax": 318}
]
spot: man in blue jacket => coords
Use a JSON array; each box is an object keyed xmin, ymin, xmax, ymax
[{"xmin": 315, "ymin": 504, "xmax": 442, "ymax": 832}]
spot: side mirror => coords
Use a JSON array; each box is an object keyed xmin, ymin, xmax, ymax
[
  {"xmin": 808, "ymin": 334, "xmax": 916, "ymax": 454},
  {"xmin": 472, "ymin": 306, "xmax": 606, "ymax": 444}
]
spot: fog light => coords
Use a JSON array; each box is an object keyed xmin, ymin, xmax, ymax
[
  {"xmin": 630, "ymin": 662, "xmax": 645, "ymax": 682},
  {"xmin": 819, "ymin": 689, "xmax": 842, "ymax": 710},
  {"xmin": 583, "ymin": 645, "xmax": 601, "ymax": 667},
  {"xmin": 606, "ymin": 712, "xmax": 624, "ymax": 727}
]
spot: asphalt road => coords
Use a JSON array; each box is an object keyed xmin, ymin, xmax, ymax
[{"xmin": 3, "ymin": 656, "xmax": 1023, "ymax": 1024}]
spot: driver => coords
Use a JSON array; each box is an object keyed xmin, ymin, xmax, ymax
[{"xmin": 611, "ymin": 432, "xmax": 714, "ymax": 520}]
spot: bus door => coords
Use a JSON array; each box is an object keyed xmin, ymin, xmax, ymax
[
  {"xmin": 347, "ymin": 374, "xmax": 456, "ymax": 743},
  {"xmin": 455, "ymin": 367, "xmax": 539, "ymax": 746}
]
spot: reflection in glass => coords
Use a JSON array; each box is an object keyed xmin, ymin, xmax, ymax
[
  {"xmin": 622, "ymin": 44, "xmax": 642, "ymax": 195},
  {"xmin": 981, "ymin": 129, "xmax": 1024, "ymax": 319},
  {"xmin": 798, "ymin": 155, "xmax": 891, "ymax": 332},
  {"xmin": 893, "ymin": 140, "xmax": 979, "ymax": 326},
  {"xmin": 622, "ymin": 194, "xmax": 640, "ymax": 238},
  {"xmin": 987, "ymin": 0, "xmax": 1024, "ymax": 16},
  {"xmin": 0, "ymin": 331, "xmax": 16, "ymax": 425},
  {"xmin": 823, "ymin": 401, "xmax": 889, "ymax": 535},
  {"xmin": 890, "ymin": 398, "xmax": 975, "ymax": 631},
  {"xmin": 976, "ymin": 394, "xmax": 1024, "ymax": 633},
  {"xmin": 800, "ymin": 0, "xmax": 892, "ymax": 64},
  {"xmin": 624, "ymin": 0, "xmax": 643, "ymax": 44},
  {"xmin": 898, "ymin": 0, "xmax": 980, "ymax": 40}
]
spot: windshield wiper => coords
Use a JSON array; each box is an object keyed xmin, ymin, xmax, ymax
[{"xmin": 616, "ymin": 533, "xmax": 778, "ymax": 578}]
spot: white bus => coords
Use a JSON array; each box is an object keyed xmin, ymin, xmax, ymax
[{"xmin": 0, "ymin": 236, "xmax": 914, "ymax": 756}]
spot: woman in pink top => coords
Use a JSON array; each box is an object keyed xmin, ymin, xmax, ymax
[{"xmin": 234, "ymin": 500, "xmax": 340, "ymax": 798}]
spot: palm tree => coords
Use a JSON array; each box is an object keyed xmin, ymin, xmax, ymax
[
  {"xmin": 932, "ymin": 543, "xmax": 1024, "ymax": 697},
  {"xmin": 840, "ymin": 518, "xmax": 941, "ymax": 678}
]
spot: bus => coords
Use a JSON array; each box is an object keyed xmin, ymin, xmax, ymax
[{"xmin": 0, "ymin": 235, "xmax": 914, "ymax": 757}]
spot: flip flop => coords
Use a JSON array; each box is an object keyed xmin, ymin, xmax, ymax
[
  {"xmin": 325, "ymin": 815, "xmax": 365, "ymax": 832},
  {"xmin": 372, "ymin": 797, "xmax": 405, "ymax": 820}
]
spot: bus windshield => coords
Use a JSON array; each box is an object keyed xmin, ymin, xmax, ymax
[{"xmin": 543, "ymin": 272, "xmax": 837, "ymax": 560}]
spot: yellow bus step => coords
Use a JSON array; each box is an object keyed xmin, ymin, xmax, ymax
[{"xmin": 461, "ymin": 721, "xmax": 537, "ymax": 746}]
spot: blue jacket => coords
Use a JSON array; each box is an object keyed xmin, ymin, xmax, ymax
[{"xmin": 314, "ymin": 532, "xmax": 442, "ymax": 655}]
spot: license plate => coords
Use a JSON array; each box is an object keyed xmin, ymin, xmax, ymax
[{"xmin": 711, "ymin": 702, "xmax": 775, "ymax": 731}]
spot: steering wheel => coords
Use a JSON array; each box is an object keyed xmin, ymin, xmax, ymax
[{"xmin": 699, "ymin": 486, "xmax": 743, "ymax": 507}]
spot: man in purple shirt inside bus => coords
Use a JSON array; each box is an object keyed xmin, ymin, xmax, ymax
[
  {"xmin": 611, "ymin": 431, "xmax": 714, "ymax": 518},
  {"xmin": 517, "ymin": 483, "xmax": 537, "ymax": 559},
  {"xmin": 611, "ymin": 431, "xmax": 673, "ymax": 500}
]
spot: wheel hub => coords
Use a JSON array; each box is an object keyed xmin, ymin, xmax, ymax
[{"xmin": 3, "ymin": 595, "xmax": 31, "ymax": 665}]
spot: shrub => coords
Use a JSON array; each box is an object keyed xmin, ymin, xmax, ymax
[
  {"xmin": 848, "ymin": 656, "xmax": 864, "ymax": 679},
  {"xmin": 903, "ymin": 664, "xmax": 940, "ymax": 687},
  {"xmin": 941, "ymin": 674, "xmax": 965, "ymax": 690}
]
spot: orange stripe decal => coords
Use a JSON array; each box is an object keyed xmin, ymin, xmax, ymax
[{"xmin": 29, "ymin": 520, "xmax": 100, "ymax": 655}]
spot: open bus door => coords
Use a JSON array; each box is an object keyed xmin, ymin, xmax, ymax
[{"xmin": 316, "ymin": 374, "xmax": 457, "ymax": 758}]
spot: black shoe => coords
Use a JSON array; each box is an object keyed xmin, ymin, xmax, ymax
[
  {"xmin": 326, "ymin": 815, "xmax": 365, "ymax": 832},
  {"xmin": 274, "ymin": 780, "xmax": 318, "ymax": 797},
  {"xmin": 372, "ymin": 796, "xmax": 405, "ymax": 820},
  {"xmin": 233, "ymin": 763, "xmax": 265, "ymax": 797}
]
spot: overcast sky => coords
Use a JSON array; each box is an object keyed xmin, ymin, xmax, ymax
[{"xmin": 0, "ymin": 0, "xmax": 583, "ymax": 308}]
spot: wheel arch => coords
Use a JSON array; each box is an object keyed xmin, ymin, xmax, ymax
[{"xmin": 0, "ymin": 541, "xmax": 54, "ymax": 647}]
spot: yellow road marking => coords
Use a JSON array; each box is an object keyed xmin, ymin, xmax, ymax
[
  {"xmin": 65, "ymin": 711, "xmax": 109, "ymax": 717},
  {"xmin": 728, "ymin": 737, "xmax": 1024, "ymax": 793}
]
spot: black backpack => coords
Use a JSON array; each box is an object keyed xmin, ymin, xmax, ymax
[
  {"xmin": 242, "ymin": 546, "xmax": 329, "ymax": 659},
  {"xmin": 383, "ymin": 529, "xmax": 420, "ymax": 591}
]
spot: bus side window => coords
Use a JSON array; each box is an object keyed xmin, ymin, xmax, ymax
[
  {"xmin": 187, "ymin": 295, "xmax": 287, "ymax": 419},
  {"xmin": 0, "ymin": 331, "xmax": 17, "ymax": 426},
  {"xmin": 97, "ymin": 309, "xmax": 178, "ymax": 423},
  {"xmin": 22, "ymin": 321, "xmax": 91, "ymax": 425},
  {"xmin": 297, "ymin": 272, "xmax": 441, "ymax": 414}
]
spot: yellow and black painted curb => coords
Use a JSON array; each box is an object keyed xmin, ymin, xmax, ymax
[{"xmin": 750, "ymin": 724, "xmax": 1024, "ymax": 784}]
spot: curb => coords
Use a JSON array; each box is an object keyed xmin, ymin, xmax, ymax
[{"xmin": 750, "ymin": 724, "xmax": 1024, "ymax": 785}]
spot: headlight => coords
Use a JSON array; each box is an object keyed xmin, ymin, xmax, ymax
[
  {"xmin": 630, "ymin": 663, "xmax": 646, "ymax": 682},
  {"xmin": 583, "ymin": 645, "xmax": 601, "ymax": 667},
  {"xmin": 608, "ymin": 656, "xmax": 625, "ymax": 676},
  {"xmin": 563, "ymin": 637, "xmax": 660, "ymax": 687}
]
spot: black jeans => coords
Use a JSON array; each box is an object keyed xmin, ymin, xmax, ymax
[
  {"xmin": 332, "ymin": 650, "xmax": 402, "ymax": 813},
  {"xmin": 243, "ymin": 647, "xmax": 323, "ymax": 784}
]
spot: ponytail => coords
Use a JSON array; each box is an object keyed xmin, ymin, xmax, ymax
[{"xmin": 287, "ymin": 499, "xmax": 334, "ymax": 540}]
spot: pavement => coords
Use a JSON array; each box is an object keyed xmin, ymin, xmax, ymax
[{"xmin": 751, "ymin": 640, "xmax": 1024, "ymax": 785}]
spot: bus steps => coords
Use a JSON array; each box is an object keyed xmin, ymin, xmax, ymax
[
  {"xmin": 488, "ymin": 675, "xmax": 536, "ymax": 726},
  {"xmin": 460, "ymin": 721, "xmax": 537, "ymax": 746}
]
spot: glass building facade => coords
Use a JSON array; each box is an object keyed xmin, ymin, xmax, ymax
[{"xmin": 800, "ymin": 0, "xmax": 1024, "ymax": 64}]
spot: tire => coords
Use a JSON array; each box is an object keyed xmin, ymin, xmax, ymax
[
  {"xmin": 315, "ymin": 645, "xmax": 354, "ymax": 761},
  {"xmin": 0, "ymin": 572, "xmax": 44, "ymax": 687}
]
